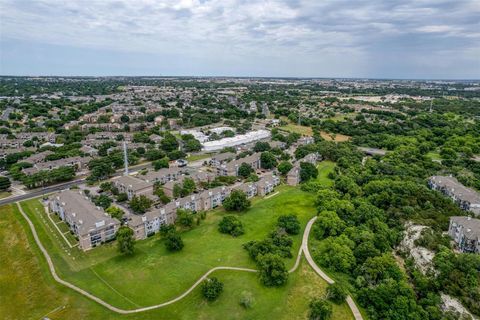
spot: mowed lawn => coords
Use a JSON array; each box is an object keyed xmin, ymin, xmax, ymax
[
  {"xmin": 3, "ymin": 163, "xmax": 353, "ymax": 319},
  {"xmin": 1, "ymin": 203, "xmax": 353, "ymax": 319},
  {"xmin": 317, "ymin": 161, "xmax": 335, "ymax": 187}
]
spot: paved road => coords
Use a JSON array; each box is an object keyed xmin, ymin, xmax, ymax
[{"xmin": 0, "ymin": 162, "xmax": 156, "ymax": 207}]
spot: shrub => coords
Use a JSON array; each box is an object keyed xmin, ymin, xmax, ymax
[
  {"xmin": 277, "ymin": 214, "xmax": 301, "ymax": 235},
  {"xmin": 218, "ymin": 215, "xmax": 245, "ymax": 237},
  {"xmin": 326, "ymin": 283, "xmax": 347, "ymax": 304},
  {"xmin": 164, "ymin": 230, "xmax": 184, "ymax": 252},
  {"xmin": 309, "ymin": 298, "xmax": 332, "ymax": 320},
  {"xmin": 239, "ymin": 291, "xmax": 254, "ymax": 308},
  {"xmin": 202, "ymin": 277, "xmax": 224, "ymax": 301}
]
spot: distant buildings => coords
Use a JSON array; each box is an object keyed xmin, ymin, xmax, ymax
[
  {"xmin": 448, "ymin": 216, "xmax": 480, "ymax": 254},
  {"xmin": 428, "ymin": 176, "xmax": 480, "ymax": 216},
  {"xmin": 202, "ymin": 130, "xmax": 271, "ymax": 152}
]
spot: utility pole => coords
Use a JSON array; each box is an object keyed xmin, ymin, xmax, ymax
[{"xmin": 123, "ymin": 140, "xmax": 129, "ymax": 176}]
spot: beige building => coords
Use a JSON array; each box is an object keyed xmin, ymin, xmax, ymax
[{"xmin": 49, "ymin": 190, "xmax": 120, "ymax": 251}]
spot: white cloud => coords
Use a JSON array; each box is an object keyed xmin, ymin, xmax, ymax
[{"xmin": 0, "ymin": 0, "xmax": 479, "ymax": 77}]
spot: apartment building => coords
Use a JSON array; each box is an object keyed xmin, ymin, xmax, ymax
[
  {"xmin": 49, "ymin": 190, "xmax": 120, "ymax": 251},
  {"xmin": 429, "ymin": 176, "xmax": 480, "ymax": 216},
  {"xmin": 139, "ymin": 167, "xmax": 185, "ymax": 185},
  {"xmin": 448, "ymin": 216, "xmax": 480, "ymax": 253},
  {"xmin": 209, "ymin": 152, "xmax": 235, "ymax": 167},
  {"xmin": 23, "ymin": 150, "xmax": 54, "ymax": 164},
  {"xmin": 23, "ymin": 156, "xmax": 91, "ymax": 175},
  {"xmin": 217, "ymin": 152, "xmax": 261, "ymax": 176},
  {"xmin": 112, "ymin": 175, "xmax": 154, "ymax": 200},
  {"xmin": 257, "ymin": 173, "xmax": 281, "ymax": 196}
]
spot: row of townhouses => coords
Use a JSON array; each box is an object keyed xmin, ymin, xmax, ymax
[
  {"xmin": 23, "ymin": 156, "xmax": 91, "ymax": 175},
  {"xmin": 428, "ymin": 176, "xmax": 480, "ymax": 216},
  {"xmin": 49, "ymin": 172, "xmax": 280, "ymax": 250}
]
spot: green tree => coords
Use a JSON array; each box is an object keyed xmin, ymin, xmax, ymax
[
  {"xmin": 181, "ymin": 177, "xmax": 196, "ymax": 196},
  {"xmin": 218, "ymin": 215, "xmax": 245, "ymax": 237},
  {"xmin": 164, "ymin": 230, "xmax": 184, "ymax": 252},
  {"xmin": 258, "ymin": 253, "xmax": 288, "ymax": 286},
  {"xmin": 309, "ymin": 298, "xmax": 332, "ymax": 320},
  {"xmin": 238, "ymin": 162, "xmax": 254, "ymax": 178},
  {"xmin": 129, "ymin": 195, "xmax": 153, "ymax": 214},
  {"xmin": 202, "ymin": 277, "xmax": 224, "ymax": 301},
  {"xmin": 117, "ymin": 226, "xmax": 135, "ymax": 255},
  {"xmin": 260, "ymin": 151, "xmax": 277, "ymax": 169},
  {"xmin": 153, "ymin": 157, "xmax": 169, "ymax": 170},
  {"xmin": 105, "ymin": 206, "xmax": 124, "ymax": 220},
  {"xmin": 313, "ymin": 211, "xmax": 346, "ymax": 239},
  {"xmin": 160, "ymin": 132, "xmax": 179, "ymax": 152},
  {"xmin": 92, "ymin": 194, "xmax": 112, "ymax": 209},
  {"xmin": 176, "ymin": 209, "xmax": 194, "ymax": 228},
  {"xmin": 277, "ymin": 161, "xmax": 293, "ymax": 175},
  {"xmin": 0, "ymin": 176, "xmax": 11, "ymax": 191},
  {"xmin": 253, "ymin": 141, "xmax": 271, "ymax": 152},
  {"xmin": 223, "ymin": 190, "xmax": 251, "ymax": 212},
  {"xmin": 326, "ymin": 283, "xmax": 347, "ymax": 304},
  {"xmin": 277, "ymin": 214, "xmax": 301, "ymax": 235},
  {"xmin": 300, "ymin": 162, "xmax": 318, "ymax": 182}
]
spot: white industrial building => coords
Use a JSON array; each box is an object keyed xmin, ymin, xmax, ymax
[{"xmin": 202, "ymin": 129, "xmax": 271, "ymax": 152}]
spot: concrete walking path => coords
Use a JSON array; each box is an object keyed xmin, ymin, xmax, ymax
[
  {"xmin": 17, "ymin": 202, "xmax": 362, "ymax": 318},
  {"xmin": 303, "ymin": 217, "xmax": 364, "ymax": 320}
]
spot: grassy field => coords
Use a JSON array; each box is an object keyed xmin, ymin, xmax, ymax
[
  {"xmin": 279, "ymin": 123, "xmax": 314, "ymax": 136},
  {"xmin": 279, "ymin": 123, "xmax": 351, "ymax": 142},
  {"xmin": 2, "ymin": 163, "xmax": 354, "ymax": 319},
  {"xmin": 0, "ymin": 191, "xmax": 11, "ymax": 199},
  {"xmin": 316, "ymin": 161, "xmax": 335, "ymax": 187},
  {"xmin": 186, "ymin": 153, "xmax": 212, "ymax": 162}
]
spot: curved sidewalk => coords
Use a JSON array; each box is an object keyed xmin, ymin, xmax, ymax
[
  {"xmin": 17, "ymin": 202, "xmax": 362, "ymax": 318},
  {"xmin": 303, "ymin": 217, "xmax": 364, "ymax": 320}
]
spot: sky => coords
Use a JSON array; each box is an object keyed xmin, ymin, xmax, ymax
[{"xmin": 0, "ymin": 0, "xmax": 479, "ymax": 79}]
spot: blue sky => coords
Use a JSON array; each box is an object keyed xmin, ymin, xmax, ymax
[{"xmin": 0, "ymin": 0, "xmax": 479, "ymax": 79}]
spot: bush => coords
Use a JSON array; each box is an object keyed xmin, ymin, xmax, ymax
[
  {"xmin": 164, "ymin": 230, "xmax": 184, "ymax": 252},
  {"xmin": 218, "ymin": 215, "xmax": 245, "ymax": 237},
  {"xmin": 202, "ymin": 277, "xmax": 224, "ymax": 301},
  {"xmin": 257, "ymin": 253, "xmax": 288, "ymax": 286},
  {"xmin": 309, "ymin": 298, "xmax": 332, "ymax": 320},
  {"xmin": 116, "ymin": 192, "xmax": 128, "ymax": 202},
  {"xmin": 277, "ymin": 214, "xmax": 301, "ymax": 235},
  {"xmin": 326, "ymin": 283, "xmax": 347, "ymax": 304},
  {"xmin": 117, "ymin": 226, "xmax": 135, "ymax": 255},
  {"xmin": 239, "ymin": 291, "xmax": 254, "ymax": 308},
  {"xmin": 223, "ymin": 190, "xmax": 251, "ymax": 212},
  {"xmin": 176, "ymin": 209, "xmax": 194, "ymax": 228}
]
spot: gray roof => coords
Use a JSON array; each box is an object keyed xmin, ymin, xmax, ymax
[
  {"xmin": 212, "ymin": 152, "xmax": 235, "ymax": 162},
  {"xmin": 113, "ymin": 175, "xmax": 153, "ymax": 192},
  {"xmin": 451, "ymin": 216, "xmax": 480, "ymax": 240},
  {"xmin": 51, "ymin": 190, "xmax": 118, "ymax": 235},
  {"xmin": 430, "ymin": 176, "xmax": 480, "ymax": 204}
]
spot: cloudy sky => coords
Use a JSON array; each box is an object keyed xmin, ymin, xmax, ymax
[{"xmin": 0, "ymin": 0, "xmax": 479, "ymax": 78}]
